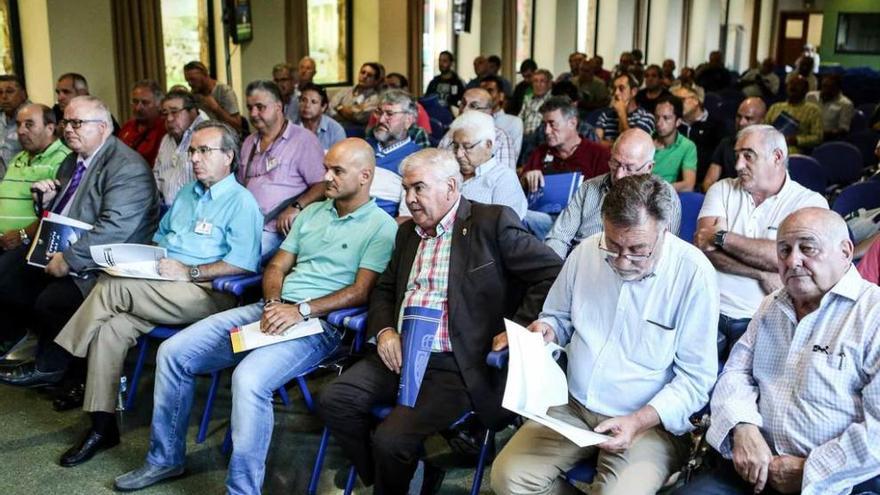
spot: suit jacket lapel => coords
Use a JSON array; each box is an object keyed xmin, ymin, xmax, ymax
[
  {"xmin": 66, "ymin": 137, "xmax": 114, "ymax": 213},
  {"xmin": 447, "ymin": 199, "xmax": 473, "ymax": 337}
]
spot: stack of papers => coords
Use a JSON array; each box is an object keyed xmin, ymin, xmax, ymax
[{"xmin": 89, "ymin": 244, "xmax": 171, "ymax": 280}]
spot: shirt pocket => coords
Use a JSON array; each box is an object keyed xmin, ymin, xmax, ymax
[
  {"xmin": 623, "ymin": 300, "xmax": 679, "ymax": 371},
  {"xmin": 800, "ymin": 342, "xmax": 861, "ymax": 407}
]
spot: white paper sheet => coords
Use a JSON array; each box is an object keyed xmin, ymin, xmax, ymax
[
  {"xmin": 230, "ymin": 317, "xmax": 324, "ymax": 353},
  {"xmin": 501, "ymin": 319, "xmax": 611, "ymax": 447},
  {"xmin": 89, "ymin": 244, "xmax": 172, "ymax": 280}
]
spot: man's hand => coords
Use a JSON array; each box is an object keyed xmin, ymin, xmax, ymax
[
  {"xmin": 196, "ymin": 94, "xmax": 222, "ymax": 114},
  {"xmin": 45, "ymin": 252, "xmax": 70, "ymax": 278},
  {"xmin": 260, "ymin": 301, "xmax": 304, "ymax": 335},
  {"xmin": 767, "ymin": 455, "xmax": 805, "ymax": 494},
  {"xmin": 612, "ymin": 95, "xmax": 629, "ymax": 116},
  {"xmin": 276, "ymin": 205, "xmax": 302, "ymax": 235},
  {"xmin": 757, "ymin": 272, "xmax": 782, "ymax": 295},
  {"xmin": 594, "ymin": 414, "xmax": 643, "ymax": 453},
  {"xmin": 31, "ymin": 179, "xmax": 61, "ymax": 207},
  {"xmin": 492, "ymin": 331, "xmax": 508, "ymax": 351},
  {"xmin": 377, "ymin": 329, "xmax": 402, "ymax": 374},
  {"xmin": 732, "ymin": 423, "xmax": 773, "ymax": 493},
  {"xmin": 694, "ymin": 217, "xmax": 727, "ymax": 252},
  {"xmin": 157, "ymin": 258, "xmax": 190, "ymax": 281},
  {"xmin": 0, "ymin": 230, "xmax": 22, "ymax": 251},
  {"xmin": 522, "ymin": 170, "xmax": 545, "ymax": 194},
  {"xmin": 526, "ymin": 321, "xmax": 557, "ymax": 344}
]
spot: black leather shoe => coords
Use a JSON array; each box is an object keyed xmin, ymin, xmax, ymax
[
  {"xmin": 53, "ymin": 382, "xmax": 85, "ymax": 411},
  {"xmin": 60, "ymin": 429, "xmax": 120, "ymax": 467},
  {"xmin": 0, "ymin": 362, "xmax": 65, "ymax": 387}
]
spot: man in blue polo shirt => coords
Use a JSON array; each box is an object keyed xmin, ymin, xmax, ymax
[
  {"xmin": 49, "ymin": 121, "xmax": 263, "ymax": 467},
  {"xmin": 114, "ymin": 138, "xmax": 397, "ymax": 494},
  {"xmin": 367, "ymin": 89, "xmax": 423, "ymax": 215}
]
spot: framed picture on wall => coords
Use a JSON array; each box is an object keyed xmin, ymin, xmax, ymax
[{"xmin": 0, "ymin": 0, "xmax": 23, "ymax": 78}]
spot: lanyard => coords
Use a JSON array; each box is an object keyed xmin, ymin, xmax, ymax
[{"xmin": 242, "ymin": 120, "xmax": 288, "ymax": 187}]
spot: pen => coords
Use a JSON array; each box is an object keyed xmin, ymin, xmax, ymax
[{"xmin": 839, "ymin": 351, "xmax": 846, "ymax": 370}]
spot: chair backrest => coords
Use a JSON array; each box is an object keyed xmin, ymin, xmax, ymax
[
  {"xmin": 677, "ymin": 192, "xmax": 705, "ymax": 244},
  {"xmin": 419, "ymin": 94, "xmax": 454, "ymax": 126},
  {"xmin": 850, "ymin": 109, "xmax": 868, "ymax": 133},
  {"xmin": 857, "ymin": 102, "xmax": 877, "ymax": 118},
  {"xmin": 846, "ymin": 129, "xmax": 880, "ymax": 168},
  {"xmin": 375, "ymin": 198, "xmax": 400, "ymax": 217},
  {"xmin": 812, "ymin": 141, "xmax": 864, "ymax": 186},
  {"xmin": 832, "ymin": 181, "xmax": 880, "ymax": 217},
  {"xmin": 788, "ymin": 154, "xmax": 829, "ymax": 194},
  {"xmin": 527, "ymin": 172, "xmax": 583, "ymax": 214}
]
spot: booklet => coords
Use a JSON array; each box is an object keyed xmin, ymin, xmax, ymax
[
  {"xmin": 772, "ymin": 111, "xmax": 800, "ymax": 137},
  {"xmin": 229, "ymin": 317, "xmax": 323, "ymax": 353},
  {"xmin": 89, "ymin": 244, "xmax": 172, "ymax": 280},
  {"xmin": 26, "ymin": 212, "xmax": 94, "ymax": 268},
  {"xmin": 502, "ymin": 319, "xmax": 611, "ymax": 447}
]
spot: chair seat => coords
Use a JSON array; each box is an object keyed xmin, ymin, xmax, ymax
[
  {"xmin": 146, "ymin": 325, "xmax": 183, "ymax": 340},
  {"xmin": 327, "ymin": 306, "xmax": 368, "ymax": 329}
]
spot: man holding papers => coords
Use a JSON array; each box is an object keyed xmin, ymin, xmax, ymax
[
  {"xmin": 114, "ymin": 138, "xmax": 396, "ymax": 494},
  {"xmin": 492, "ymin": 174, "xmax": 719, "ymax": 495},
  {"xmin": 47, "ymin": 120, "xmax": 262, "ymax": 467}
]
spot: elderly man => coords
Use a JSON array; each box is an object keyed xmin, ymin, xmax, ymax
[
  {"xmin": 0, "ymin": 96, "xmax": 159, "ymax": 387},
  {"xmin": 807, "ymin": 74, "xmax": 854, "ymax": 141},
  {"xmin": 765, "ymin": 76, "xmax": 822, "ymax": 156},
  {"xmin": 672, "ymin": 85, "xmax": 725, "ymax": 185},
  {"xmin": 297, "ymin": 56, "xmax": 317, "ymax": 87},
  {"xmin": 118, "ymin": 79, "xmax": 166, "ymax": 165},
  {"xmin": 596, "ymin": 73, "xmax": 656, "ymax": 146},
  {"xmin": 481, "ymin": 76, "xmax": 524, "ymax": 160},
  {"xmin": 239, "ymin": 80, "xmax": 325, "ymax": 254},
  {"xmin": 114, "ymin": 138, "xmax": 397, "ymax": 493},
  {"xmin": 545, "ymin": 129, "xmax": 681, "ymax": 259},
  {"xmin": 425, "ymin": 50, "xmax": 466, "ymax": 109},
  {"xmin": 653, "ymin": 95, "xmax": 698, "ymax": 192},
  {"xmin": 677, "ymin": 208, "xmax": 880, "ymax": 495},
  {"xmin": 153, "ymin": 90, "xmax": 208, "ymax": 207},
  {"xmin": 183, "ymin": 61, "xmax": 242, "ymax": 132},
  {"xmin": 557, "ymin": 52, "xmax": 587, "ymax": 83},
  {"xmin": 519, "ymin": 69, "xmax": 553, "ymax": 138},
  {"xmin": 272, "ymin": 62, "xmax": 299, "ymax": 122},
  {"xmin": 635, "ymin": 65, "xmax": 672, "ymax": 116},
  {"xmin": 51, "ymin": 121, "xmax": 262, "ymax": 467},
  {"xmin": 521, "ymin": 96, "xmax": 611, "ymax": 240},
  {"xmin": 437, "ymin": 88, "xmax": 516, "ymax": 170},
  {"xmin": 328, "ymin": 62, "xmax": 383, "ymax": 126},
  {"xmin": 492, "ymin": 173, "xmax": 719, "ymax": 495},
  {"xmin": 740, "ymin": 58, "xmax": 780, "ymax": 99},
  {"xmin": 695, "ymin": 125, "xmax": 827, "ymax": 362},
  {"xmin": 0, "ymin": 75, "xmax": 29, "ymax": 170},
  {"xmin": 294, "ymin": 83, "xmax": 346, "ymax": 151},
  {"xmin": 366, "ymin": 89, "xmax": 423, "ymax": 214},
  {"xmin": 702, "ymin": 97, "xmax": 767, "ymax": 191},
  {"xmin": 53, "ymin": 73, "xmax": 90, "ymax": 123},
  {"xmin": 318, "ymin": 148, "xmax": 562, "ymax": 495}
]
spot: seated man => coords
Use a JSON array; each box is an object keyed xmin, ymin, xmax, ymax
[
  {"xmin": 0, "ymin": 74, "xmax": 29, "ymax": 168},
  {"xmin": 366, "ymin": 89, "xmax": 423, "ymax": 214},
  {"xmin": 545, "ymin": 128, "xmax": 681, "ymax": 259},
  {"xmin": 480, "ymin": 76, "xmax": 523, "ymax": 161},
  {"xmin": 114, "ymin": 138, "xmax": 397, "ymax": 493},
  {"xmin": 271, "ymin": 62, "xmax": 299, "ymax": 122},
  {"xmin": 634, "ymin": 64, "xmax": 671, "ymax": 115},
  {"xmin": 328, "ymin": 62, "xmax": 383, "ymax": 127},
  {"xmin": 318, "ymin": 148, "xmax": 563, "ymax": 495},
  {"xmin": 695, "ymin": 125, "xmax": 827, "ymax": 362},
  {"xmin": 571, "ymin": 58, "xmax": 609, "ymax": 111},
  {"xmin": 437, "ymin": 88, "xmax": 516, "ymax": 170},
  {"xmin": 806, "ymin": 74, "xmax": 854, "ymax": 141},
  {"xmin": 653, "ymin": 95, "xmax": 698, "ymax": 192},
  {"xmin": 596, "ymin": 73, "xmax": 655, "ymax": 146},
  {"xmin": 678, "ymin": 208, "xmax": 880, "ymax": 495},
  {"xmin": 425, "ymin": 50, "xmax": 466, "ymax": 109},
  {"xmin": 239, "ymin": 80, "xmax": 325, "ymax": 254},
  {"xmin": 739, "ymin": 58, "xmax": 780, "ymax": 99},
  {"xmin": 491, "ymin": 174, "xmax": 719, "ymax": 495},
  {"xmin": 519, "ymin": 69, "xmax": 554, "ymax": 139},
  {"xmin": 154, "ymin": 90, "xmax": 208, "ymax": 207},
  {"xmin": 702, "ymin": 97, "xmax": 766, "ymax": 192},
  {"xmin": 118, "ymin": 79, "xmax": 166, "ymax": 165},
  {"xmin": 784, "ymin": 56, "xmax": 818, "ymax": 92},
  {"xmin": 293, "ymin": 83, "xmax": 346, "ymax": 151},
  {"xmin": 521, "ymin": 96, "xmax": 611, "ymax": 240},
  {"xmin": 184, "ymin": 61, "xmax": 242, "ymax": 132},
  {"xmin": 51, "ymin": 121, "xmax": 263, "ymax": 467},
  {"xmin": 765, "ymin": 76, "xmax": 822, "ymax": 155},
  {"xmin": 672, "ymin": 85, "xmax": 725, "ymax": 186}
]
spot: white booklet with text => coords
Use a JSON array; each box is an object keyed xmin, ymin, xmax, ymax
[{"xmin": 89, "ymin": 244, "xmax": 172, "ymax": 280}]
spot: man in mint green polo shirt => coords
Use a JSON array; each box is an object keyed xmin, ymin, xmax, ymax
[
  {"xmin": 652, "ymin": 95, "xmax": 697, "ymax": 192},
  {"xmin": 115, "ymin": 138, "xmax": 397, "ymax": 494},
  {"xmin": 0, "ymin": 103, "xmax": 70, "ymax": 250}
]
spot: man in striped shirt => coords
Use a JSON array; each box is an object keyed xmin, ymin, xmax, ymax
[
  {"xmin": 153, "ymin": 90, "xmax": 207, "ymax": 208},
  {"xmin": 596, "ymin": 73, "xmax": 655, "ymax": 146}
]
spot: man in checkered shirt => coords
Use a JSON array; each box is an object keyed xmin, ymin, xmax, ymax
[{"xmin": 677, "ymin": 208, "xmax": 880, "ymax": 495}]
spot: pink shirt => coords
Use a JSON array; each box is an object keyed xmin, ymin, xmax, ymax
[{"xmin": 858, "ymin": 237, "xmax": 880, "ymax": 285}]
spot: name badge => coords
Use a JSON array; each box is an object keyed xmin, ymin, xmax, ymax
[
  {"xmin": 543, "ymin": 153, "xmax": 555, "ymax": 163},
  {"xmin": 266, "ymin": 156, "xmax": 279, "ymax": 172},
  {"xmin": 194, "ymin": 220, "xmax": 213, "ymax": 235}
]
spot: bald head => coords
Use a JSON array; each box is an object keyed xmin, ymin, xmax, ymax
[
  {"xmin": 735, "ymin": 97, "xmax": 767, "ymax": 132},
  {"xmin": 780, "ymin": 208, "xmax": 851, "ymax": 249},
  {"xmin": 609, "ymin": 129, "xmax": 656, "ymax": 182},
  {"xmin": 324, "ymin": 138, "xmax": 376, "ymax": 201}
]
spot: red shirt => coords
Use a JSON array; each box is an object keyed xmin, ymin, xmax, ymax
[
  {"xmin": 521, "ymin": 137, "xmax": 610, "ymax": 179},
  {"xmin": 858, "ymin": 237, "xmax": 880, "ymax": 285},
  {"xmin": 119, "ymin": 117, "xmax": 167, "ymax": 166}
]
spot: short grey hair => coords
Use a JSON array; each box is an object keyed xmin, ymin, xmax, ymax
[
  {"xmin": 68, "ymin": 95, "xmax": 112, "ymax": 127},
  {"xmin": 601, "ymin": 174, "xmax": 674, "ymax": 228},
  {"xmin": 399, "ymin": 148, "xmax": 462, "ymax": 187},
  {"xmin": 133, "ymin": 79, "xmax": 164, "ymax": 101},
  {"xmin": 272, "ymin": 63, "xmax": 294, "ymax": 75},
  {"xmin": 193, "ymin": 120, "xmax": 241, "ymax": 172},
  {"xmin": 379, "ymin": 89, "xmax": 418, "ymax": 117},
  {"xmin": 449, "ymin": 111, "xmax": 495, "ymax": 143},
  {"xmin": 738, "ymin": 124, "xmax": 788, "ymax": 164}
]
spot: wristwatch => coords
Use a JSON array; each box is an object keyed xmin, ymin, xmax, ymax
[
  {"xmin": 298, "ymin": 301, "xmax": 312, "ymax": 319},
  {"xmin": 292, "ymin": 201, "xmax": 304, "ymax": 211},
  {"xmin": 19, "ymin": 229, "xmax": 30, "ymax": 246},
  {"xmin": 189, "ymin": 265, "xmax": 201, "ymax": 281},
  {"xmin": 714, "ymin": 230, "xmax": 728, "ymax": 249}
]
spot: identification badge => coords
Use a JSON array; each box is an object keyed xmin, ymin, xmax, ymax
[
  {"xmin": 266, "ymin": 156, "xmax": 278, "ymax": 172},
  {"xmin": 543, "ymin": 153, "xmax": 555, "ymax": 163},
  {"xmin": 194, "ymin": 220, "xmax": 213, "ymax": 235}
]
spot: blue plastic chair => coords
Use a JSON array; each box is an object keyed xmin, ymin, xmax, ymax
[
  {"xmin": 528, "ymin": 172, "xmax": 583, "ymax": 214},
  {"xmin": 832, "ymin": 181, "xmax": 880, "ymax": 218},
  {"xmin": 850, "ymin": 110, "xmax": 868, "ymax": 133},
  {"xmin": 846, "ymin": 130, "xmax": 880, "ymax": 169},
  {"xmin": 677, "ymin": 192, "xmax": 705, "ymax": 245},
  {"xmin": 788, "ymin": 155, "xmax": 829, "ymax": 194},
  {"xmin": 375, "ymin": 198, "xmax": 400, "ymax": 217},
  {"xmin": 812, "ymin": 141, "xmax": 864, "ymax": 187}
]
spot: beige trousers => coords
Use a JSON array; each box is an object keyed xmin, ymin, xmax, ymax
[
  {"xmin": 54, "ymin": 276, "xmax": 235, "ymax": 413},
  {"xmin": 491, "ymin": 396, "xmax": 690, "ymax": 495}
]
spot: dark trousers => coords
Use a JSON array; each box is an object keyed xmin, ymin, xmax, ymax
[
  {"xmin": 0, "ymin": 245, "xmax": 84, "ymax": 371},
  {"xmin": 674, "ymin": 455, "xmax": 880, "ymax": 495},
  {"xmin": 717, "ymin": 314, "xmax": 751, "ymax": 364},
  {"xmin": 317, "ymin": 351, "xmax": 473, "ymax": 495}
]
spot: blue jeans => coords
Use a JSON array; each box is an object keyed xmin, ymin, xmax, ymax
[
  {"xmin": 261, "ymin": 231, "xmax": 283, "ymax": 257},
  {"xmin": 144, "ymin": 302, "xmax": 342, "ymax": 495},
  {"xmin": 524, "ymin": 210, "xmax": 555, "ymax": 241},
  {"xmin": 717, "ymin": 314, "xmax": 751, "ymax": 365}
]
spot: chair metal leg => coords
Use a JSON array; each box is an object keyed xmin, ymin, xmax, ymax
[
  {"xmin": 344, "ymin": 465, "xmax": 358, "ymax": 495},
  {"xmin": 471, "ymin": 428, "xmax": 495, "ymax": 495},
  {"xmin": 221, "ymin": 425, "xmax": 233, "ymax": 455},
  {"xmin": 124, "ymin": 337, "xmax": 150, "ymax": 411},
  {"xmin": 197, "ymin": 371, "xmax": 221, "ymax": 443},
  {"xmin": 307, "ymin": 427, "xmax": 332, "ymax": 495},
  {"xmin": 277, "ymin": 385, "xmax": 290, "ymax": 406},
  {"xmin": 296, "ymin": 375, "xmax": 314, "ymax": 413}
]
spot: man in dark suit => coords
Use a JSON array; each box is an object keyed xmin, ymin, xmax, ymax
[
  {"xmin": 317, "ymin": 148, "xmax": 563, "ymax": 494},
  {"xmin": 0, "ymin": 95, "xmax": 159, "ymax": 391}
]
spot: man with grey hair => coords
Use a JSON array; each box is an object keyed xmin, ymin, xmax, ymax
[
  {"xmin": 437, "ymin": 87, "xmax": 517, "ymax": 170},
  {"xmin": 545, "ymin": 128, "xmax": 682, "ymax": 259},
  {"xmin": 319, "ymin": 147, "xmax": 562, "ymax": 494},
  {"xmin": 702, "ymin": 97, "xmax": 767, "ymax": 192},
  {"xmin": 677, "ymin": 207, "xmax": 880, "ymax": 495},
  {"xmin": 272, "ymin": 62, "xmax": 299, "ymax": 122},
  {"xmin": 367, "ymin": 89, "xmax": 423, "ymax": 215},
  {"xmin": 519, "ymin": 68, "xmax": 554, "ymax": 138},
  {"xmin": 119, "ymin": 79, "xmax": 166, "ymax": 165},
  {"xmin": 492, "ymin": 173, "xmax": 719, "ymax": 495},
  {"xmin": 154, "ymin": 90, "xmax": 208, "ymax": 207},
  {"xmin": 695, "ymin": 124, "xmax": 827, "ymax": 362}
]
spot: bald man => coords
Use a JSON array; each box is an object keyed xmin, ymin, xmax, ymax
[
  {"xmin": 702, "ymin": 97, "xmax": 767, "ymax": 191},
  {"xmin": 437, "ymin": 88, "xmax": 517, "ymax": 170},
  {"xmin": 114, "ymin": 138, "xmax": 398, "ymax": 494},
  {"xmin": 677, "ymin": 208, "xmax": 880, "ymax": 495},
  {"xmin": 545, "ymin": 128, "xmax": 682, "ymax": 259}
]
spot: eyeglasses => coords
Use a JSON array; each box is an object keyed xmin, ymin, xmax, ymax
[
  {"xmin": 464, "ymin": 101, "xmax": 492, "ymax": 111},
  {"xmin": 160, "ymin": 107, "xmax": 193, "ymax": 117},
  {"xmin": 451, "ymin": 140, "xmax": 484, "ymax": 153},
  {"xmin": 187, "ymin": 146, "xmax": 225, "ymax": 158},
  {"xmin": 373, "ymin": 109, "xmax": 408, "ymax": 119},
  {"xmin": 58, "ymin": 119, "xmax": 104, "ymax": 130},
  {"xmin": 599, "ymin": 230, "xmax": 663, "ymax": 263},
  {"xmin": 608, "ymin": 158, "xmax": 652, "ymax": 174}
]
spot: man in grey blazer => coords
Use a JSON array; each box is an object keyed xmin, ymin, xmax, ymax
[{"xmin": 0, "ymin": 95, "xmax": 159, "ymax": 391}]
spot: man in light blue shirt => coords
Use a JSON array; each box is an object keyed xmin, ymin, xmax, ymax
[
  {"xmin": 115, "ymin": 138, "xmax": 397, "ymax": 494},
  {"xmin": 492, "ymin": 174, "xmax": 719, "ymax": 495}
]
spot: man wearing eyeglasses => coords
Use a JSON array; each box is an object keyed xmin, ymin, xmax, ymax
[
  {"xmin": 492, "ymin": 173, "xmax": 719, "ymax": 495},
  {"xmin": 118, "ymin": 79, "xmax": 166, "ymax": 166},
  {"xmin": 153, "ymin": 90, "xmax": 209, "ymax": 207},
  {"xmin": 48, "ymin": 120, "xmax": 262, "ymax": 467},
  {"xmin": 544, "ymin": 128, "xmax": 681, "ymax": 259},
  {"xmin": 437, "ymin": 88, "xmax": 517, "ymax": 170},
  {"xmin": 481, "ymin": 76, "xmax": 524, "ymax": 161}
]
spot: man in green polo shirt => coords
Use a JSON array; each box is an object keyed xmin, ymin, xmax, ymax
[
  {"xmin": 652, "ymin": 95, "xmax": 697, "ymax": 192},
  {"xmin": 0, "ymin": 103, "xmax": 70, "ymax": 250}
]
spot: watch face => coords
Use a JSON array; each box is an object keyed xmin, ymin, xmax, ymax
[{"xmin": 299, "ymin": 302, "xmax": 311, "ymax": 316}]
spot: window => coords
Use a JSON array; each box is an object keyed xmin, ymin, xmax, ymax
[
  {"xmin": 160, "ymin": 0, "xmax": 211, "ymax": 88},
  {"xmin": 308, "ymin": 0, "xmax": 352, "ymax": 85},
  {"xmin": 0, "ymin": 0, "xmax": 22, "ymax": 76},
  {"xmin": 515, "ymin": 0, "xmax": 534, "ymax": 69},
  {"xmin": 422, "ymin": 0, "xmax": 454, "ymax": 91},
  {"xmin": 836, "ymin": 13, "xmax": 880, "ymax": 54}
]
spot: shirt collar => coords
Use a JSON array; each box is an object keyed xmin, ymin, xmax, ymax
[
  {"xmin": 376, "ymin": 137, "xmax": 413, "ymax": 155},
  {"xmin": 21, "ymin": 139, "xmax": 66, "ymax": 165},
  {"xmin": 176, "ymin": 112, "xmax": 209, "ymax": 150},
  {"xmin": 775, "ymin": 265, "xmax": 863, "ymax": 313},
  {"xmin": 415, "ymin": 198, "xmax": 460, "ymax": 239},
  {"xmin": 474, "ymin": 156, "xmax": 499, "ymax": 178},
  {"xmin": 325, "ymin": 197, "xmax": 376, "ymax": 220},
  {"xmin": 193, "ymin": 172, "xmax": 237, "ymax": 199},
  {"xmin": 78, "ymin": 138, "xmax": 108, "ymax": 169}
]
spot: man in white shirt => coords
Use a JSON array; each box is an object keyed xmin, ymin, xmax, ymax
[
  {"xmin": 694, "ymin": 125, "xmax": 828, "ymax": 361},
  {"xmin": 153, "ymin": 90, "xmax": 207, "ymax": 207},
  {"xmin": 491, "ymin": 173, "xmax": 719, "ymax": 495},
  {"xmin": 806, "ymin": 74, "xmax": 854, "ymax": 141},
  {"xmin": 481, "ymin": 75, "xmax": 524, "ymax": 161}
]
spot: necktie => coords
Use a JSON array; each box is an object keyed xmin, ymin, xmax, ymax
[{"xmin": 53, "ymin": 160, "xmax": 86, "ymax": 213}]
